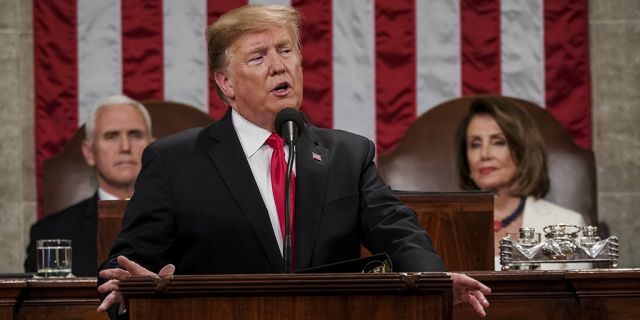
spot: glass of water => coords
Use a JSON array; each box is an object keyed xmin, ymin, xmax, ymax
[{"xmin": 36, "ymin": 239, "xmax": 73, "ymax": 278}]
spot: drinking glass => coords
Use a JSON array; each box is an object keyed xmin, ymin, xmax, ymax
[{"xmin": 36, "ymin": 239, "xmax": 72, "ymax": 277}]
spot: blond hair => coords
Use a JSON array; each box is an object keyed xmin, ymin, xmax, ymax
[{"xmin": 205, "ymin": 5, "xmax": 302, "ymax": 104}]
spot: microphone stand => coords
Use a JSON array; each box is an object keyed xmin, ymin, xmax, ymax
[{"xmin": 283, "ymin": 142, "xmax": 295, "ymax": 273}]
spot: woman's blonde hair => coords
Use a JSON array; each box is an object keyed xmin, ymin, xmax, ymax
[{"xmin": 206, "ymin": 5, "xmax": 302, "ymax": 105}]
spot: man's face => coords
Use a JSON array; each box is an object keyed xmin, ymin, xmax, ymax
[
  {"xmin": 214, "ymin": 26, "xmax": 304, "ymax": 131},
  {"xmin": 82, "ymin": 104, "xmax": 152, "ymax": 191}
]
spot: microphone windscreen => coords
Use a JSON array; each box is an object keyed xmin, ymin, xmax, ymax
[{"xmin": 275, "ymin": 108, "xmax": 305, "ymax": 138}]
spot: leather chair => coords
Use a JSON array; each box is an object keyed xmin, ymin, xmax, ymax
[
  {"xmin": 42, "ymin": 100, "xmax": 214, "ymax": 216},
  {"xmin": 377, "ymin": 95, "xmax": 598, "ymax": 226}
]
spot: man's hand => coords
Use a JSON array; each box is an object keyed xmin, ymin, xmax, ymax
[
  {"xmin": 449, "ymin": 272, "xmax": 491, "ymax": 318},
  {"xmin": 97, "ymin": 255, "xmax": 175, "ymax": 313}
]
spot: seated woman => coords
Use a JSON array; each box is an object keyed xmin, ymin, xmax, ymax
[{"xmin": 454, "ymin": 97, "xmax": 587, "ymax": 270}]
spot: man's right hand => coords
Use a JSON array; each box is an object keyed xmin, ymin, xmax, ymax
[{"xmin": 97, "ymin": 255, "xmax": 175, "ymax": 313}]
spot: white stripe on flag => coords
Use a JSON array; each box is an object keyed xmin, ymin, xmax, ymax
[
  {"xmin": 501, "ymin": 0, "xmax": 545, "ymax": 107},
  {"xmin": 416, "ymin": 0, "xmax": 461, "ymax": 115},
  {"xmin": 77, "ymin": 0, "xmax": 122, "ymax": 125},
  {"xmin": 164, "ymin": 0, "xmax": 208, "ymax": 112},
  {"xmin": 332, "ymin": 0, "xmax": 375, "ymax": 142}
]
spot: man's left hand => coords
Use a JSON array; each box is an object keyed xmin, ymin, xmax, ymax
[{"xmin": 449, "ymin": 272, "xmax": 491, "ymax": 318}]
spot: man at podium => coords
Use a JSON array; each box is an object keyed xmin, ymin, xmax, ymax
[{"xmin": 98, "ymin": 4, "xmax": 490, "ymax": 318}]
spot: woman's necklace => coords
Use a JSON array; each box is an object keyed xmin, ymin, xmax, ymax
[{"xmin": 493, "ymin": 196, "xmax": 526, "ymax": 232}]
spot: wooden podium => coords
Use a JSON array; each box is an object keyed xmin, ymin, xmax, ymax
[
  {"xmin": 0, "ymin": 270, "xmax": 638, "ymax": 320},
  {"xmin": 118, "ymin": 273, "xmax": 453, "ymax": 320}
]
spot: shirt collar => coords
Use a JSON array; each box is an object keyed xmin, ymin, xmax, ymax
[
  {"xmin": 98, "ymin": 187, "xmax": 121, "ymax": 201},
  {"xmin": 231, "ymin": 109, "xmax": 272, "ymax": 158}
]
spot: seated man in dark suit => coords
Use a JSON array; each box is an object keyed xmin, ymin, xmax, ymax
[
  {"xmin": 24, "ymin": 95, "xmax": 153, "ymax": 277},
  {"xmin": 97, "ymin": 5, "xmax": 490, "ymax": 318}
]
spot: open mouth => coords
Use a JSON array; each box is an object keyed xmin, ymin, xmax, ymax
[{"xmin": 272, "ymin": 82, "xmax": 291, "ymax": 96}]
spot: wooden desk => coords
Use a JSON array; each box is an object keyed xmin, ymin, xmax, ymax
[
  {"xmin": 568, "ymin": 270, "xmax": 640, "ymax": 320},
  {"xmin": 16, "ymin": 278, "xmax": 106, "ymax": 320},
  {"xmin": 0, "ymin": 280, "xmax": 24, "ymax": 320},
  {"xmin": 0, "ymin": 270, "xmax": 638, "ymax": 319},
  {"xmin": 453, "ymin": 269, "xmax": 640, "ymax": 320}
]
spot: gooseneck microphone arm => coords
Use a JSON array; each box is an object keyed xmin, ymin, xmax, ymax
[
  {"xmin": 283, "ymin": 141, "xmax": 295, "ymax": 273},
  {"xmin": 275, "ymin": 108, "xmax": 304, "ymax": 273}
]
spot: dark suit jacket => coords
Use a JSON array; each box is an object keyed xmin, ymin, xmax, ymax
[
  {"xmin": 25, "ymin": 194, "xmax": 98, "ymax": 277},
  {"xmin": 101, "ymin": 110, "xmax": 445, "ymax": 274}
]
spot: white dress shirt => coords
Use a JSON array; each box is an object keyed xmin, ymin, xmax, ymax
[
  {"xmin": 98, "ymin": 188, "xmax": 121, "ymax": 200},
  {"xmin": 231, "ymin": 109, "xmax": 295, "ymax": 255}
]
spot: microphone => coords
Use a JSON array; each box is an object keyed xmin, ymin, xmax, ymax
[
  {"xmin": 275, "ymin": 108, "xmax": 305, "ymax": 144},
  {"xmin": 274, "ymin": 108, "xmax": 304, "ymax": 273}
]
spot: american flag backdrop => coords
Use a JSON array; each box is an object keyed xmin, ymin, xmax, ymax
[{"xmin": 34, "ymin": 0, "xmax": 591, "ymax": 215}]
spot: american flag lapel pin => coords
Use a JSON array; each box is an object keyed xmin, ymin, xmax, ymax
[{"xmin": 312, "ymin": 152, "xmax": 322, "ymax": 162}]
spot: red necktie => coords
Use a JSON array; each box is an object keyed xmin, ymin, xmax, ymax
[{"xmin": 265, "ymin": 133, "xmax": 295, "ymax": 257}]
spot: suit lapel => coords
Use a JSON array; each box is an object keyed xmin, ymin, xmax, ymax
[
  {"xmin": 204, "ymin": 110, "xmax": 283, "ymax": 272},
  {"xmin": 294, "ymin": 126, "xmax": 329, "ymax": 270}
]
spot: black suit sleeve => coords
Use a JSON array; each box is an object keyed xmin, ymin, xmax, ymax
[
  {"xmin": 24, "ymin": 225, "xmax": 38, "ymax": 273},
  {"xmin": 100, "ymin": 145, "xmax": 176, "ymax": 273},
  {"xmin": 97, "ymin": 146, "xmax": 176, "ymax": 320},
  {"xmin": 358, "ymin": 140, "xmax": 446, "ymax": 272}
]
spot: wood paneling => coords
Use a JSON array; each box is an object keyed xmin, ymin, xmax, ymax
[
  {"xmin": 119, "ymin": 273, "xmax": 453, "ymax": 320},
  {"xmin": 0, "ymin": 278, "xmax": 107, "ymax": 320},
  {"xmin": 454, "ymin": 269, "xmax": 640, "ymax": 320},
  {"xmin": 397, "ymin": 192, "xmax": 493, "ymax": 271},
  {"xmin": 97, "ymin": 200, "xmax": 128, "ymax": 265},
  {"xmin": 1, "ymin": 270, "xmax": 639, "ymax": 319}
]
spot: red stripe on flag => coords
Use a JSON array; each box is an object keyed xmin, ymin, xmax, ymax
[
  {"xmin": 375, "ymin": 0, "xmax": 416, "ymax": 153},
  {"xmin": 206, "ymin": 0, "xmax": 247, "ymax": 120},
  {"xmin": 460, "ymin": 0, "xmax": 501, "ymax": 95},
  {"xmin": 34, "ymin": 0, "xmax": 78, "ymax": 217},
  {"xmin": 544, "ymin": 0, "xmax": 591, "ymax": 148},
  {"xmin": 121, "ymin": 0, "xmax": 164, "ymax": 100},
  {"xmin": 294, "ymin": 0, "xmax": 333, "ymax": 129}
]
